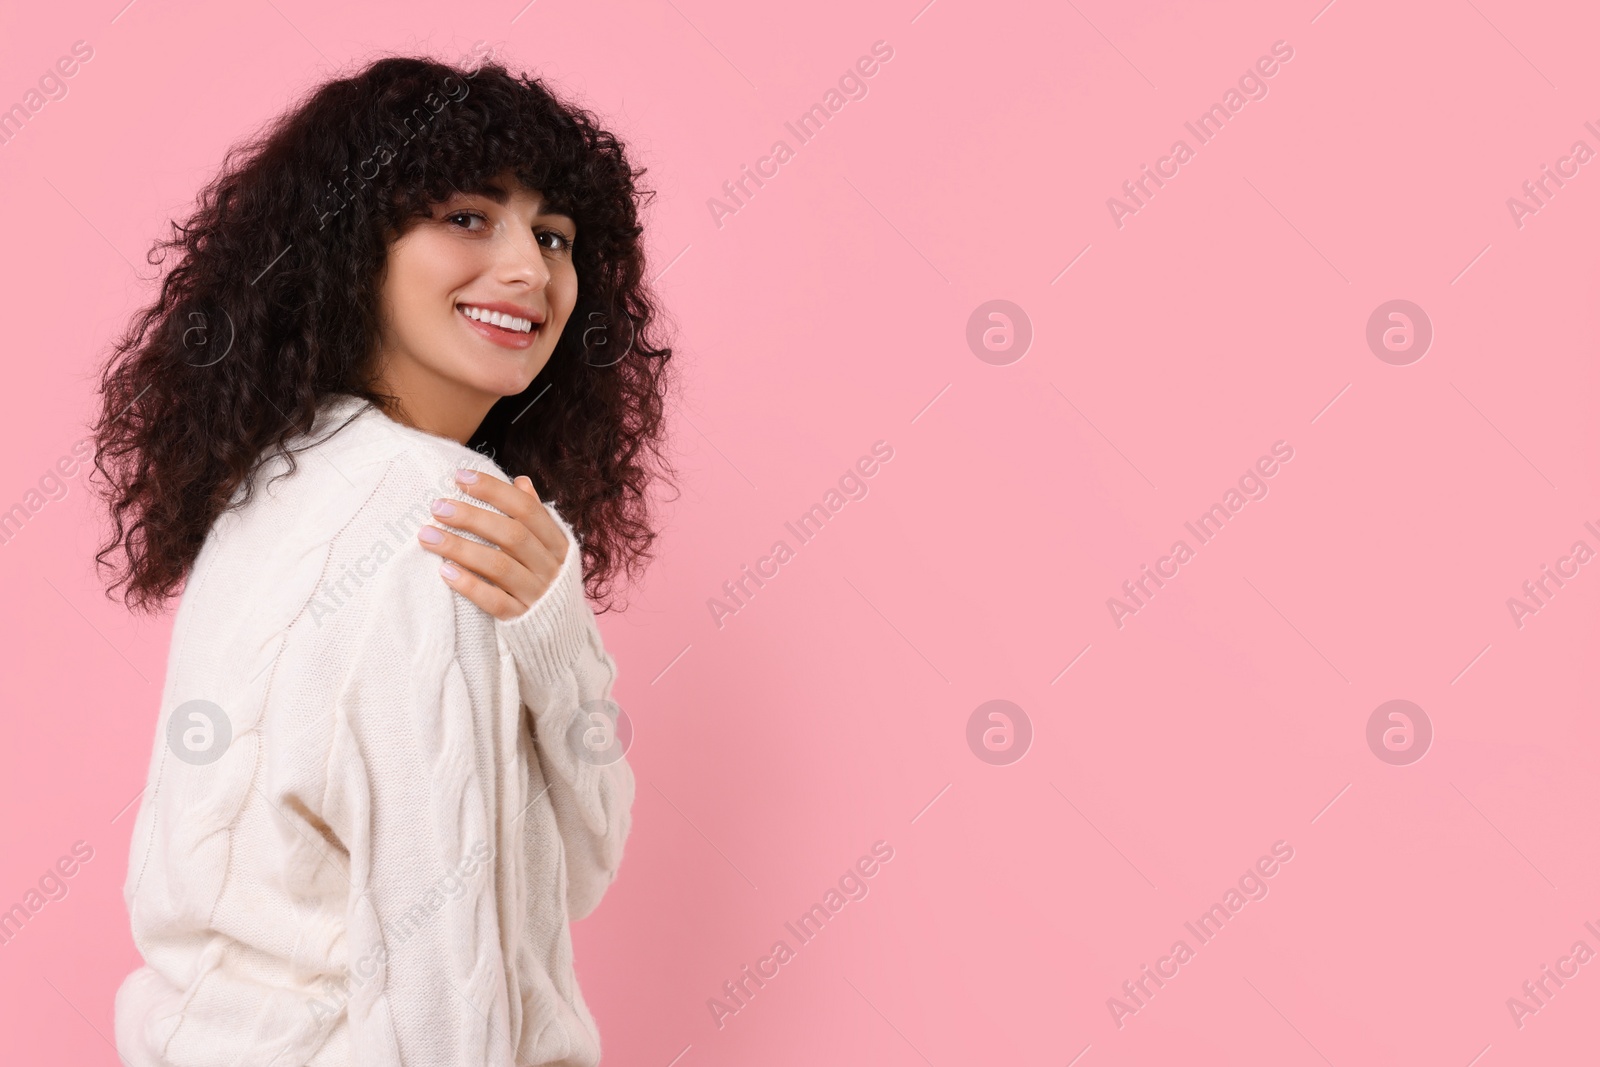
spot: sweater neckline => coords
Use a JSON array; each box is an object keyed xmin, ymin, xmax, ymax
[{"xmin": 319, "ymin": 393, "xmax": 483, "ymax": 460}]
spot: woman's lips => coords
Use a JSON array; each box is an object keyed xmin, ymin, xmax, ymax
[{"xmin": 457, "ymin": 305, "xmax": 538, "ymax": 349}]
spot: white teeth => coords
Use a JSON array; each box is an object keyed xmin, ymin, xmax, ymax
[{"xmin": 459, "ymin": 304, "xmax": 535, "ymax": 333}]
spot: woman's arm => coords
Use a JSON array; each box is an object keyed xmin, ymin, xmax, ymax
[
  {"xmin": 494, "ymin": 505, "xmax": 637, "ymax": 921},
  {"xmin": 419, "ymin": 469, "xmax": 637, "ymax": 922},
  {"xmin": 321, "ymin": 575, "xmax": 511, "ymax": 1064}
]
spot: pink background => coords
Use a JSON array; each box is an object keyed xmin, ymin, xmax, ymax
[{"xmin": 2, "ymin": 0, "xmax": 1597, "ymax": 1063}]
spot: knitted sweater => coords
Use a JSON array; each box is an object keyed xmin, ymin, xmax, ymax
[{"xmin": 114, "ymin": 393, "xmax": 636, "ymax": 1067}]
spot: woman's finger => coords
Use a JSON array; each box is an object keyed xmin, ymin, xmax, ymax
[
  {"xmin": 428, "ymin": 495, "xmax": 555, "ymax": 579},
  {"xmin": 418, "ymin": 521, "xmax": 522, "ymax": 589},
  {"xmin": 453, "ymin": 469, "xmax": 566, "ymax": 560},
  {"xmin": 434, "ymin": 552, "xmax": 527, "ymax": 621},
  {"xmin": 419, "ymin": 516, "xmax": 567, "ymax": 614}
]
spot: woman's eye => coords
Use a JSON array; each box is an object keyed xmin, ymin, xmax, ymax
[
  {"xmin": 445, "ymin": 210, "xmax": 487, "ymax": 231},
  {"xmin": 442, "ymin": 211, "xmax": 570, "ymax": 251}
]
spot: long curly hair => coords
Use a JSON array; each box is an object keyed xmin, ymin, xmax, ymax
[{"xmin": 90, "ymin": 53, "xmax": 677, "ymax": 616}]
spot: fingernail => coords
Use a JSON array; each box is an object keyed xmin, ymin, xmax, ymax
[
  {"xmin": 455, "ymin": 469, "xmax": 478, "ymax": 483},
  {"xmin": 419, "ymin": 526, "xmax": 444, "ymax": 544},
  {"xmin": 440, "ymin": 561, "xmax": 460, "ymax": 579},
  {"xmin": 431, "ymin": 499, "xmax": 456, "ymax": 517}
]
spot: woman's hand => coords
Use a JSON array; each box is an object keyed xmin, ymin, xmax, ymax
[{"xmin": 416, "ymin": 468, "xmax": 571, "ymax": 621}]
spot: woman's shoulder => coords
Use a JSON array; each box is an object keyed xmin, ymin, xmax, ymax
[
  {"xmin": 217, "ymin": 395, "xmax": 505, "ymax": 542},
  {"xmin": 186, "ymin": 396, "xmax": 513, "ymax": 638}
]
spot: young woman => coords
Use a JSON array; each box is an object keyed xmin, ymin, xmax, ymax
[{"xmin": 90, "ymin": 54, "xmax": 676, "ymax": 1066}]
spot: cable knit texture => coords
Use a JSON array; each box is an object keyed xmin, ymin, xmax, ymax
[{"xmin": 114, "ymin": 393, "xmax": 636, "ymax": 1067}]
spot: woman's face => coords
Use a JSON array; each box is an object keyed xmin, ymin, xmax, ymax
[{"xmin": 370, "ymin": 170, "xmax": 579, "ymax": 441}]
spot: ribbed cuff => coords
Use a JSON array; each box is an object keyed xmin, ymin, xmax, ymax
[{"xmin": 495, "ymin": 503, "xmax": 591, "ymax": 692}]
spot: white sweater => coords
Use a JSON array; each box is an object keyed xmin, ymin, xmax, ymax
[{"xmin": 114, "ymin": 393, "xmax": 636, "ymax": 1067}]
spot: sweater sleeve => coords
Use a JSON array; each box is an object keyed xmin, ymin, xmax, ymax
[
  {"xmin": 495, "ymin": 503, "xmax": 636, "ymax": 922},
  {"xmin": 321, "ymin": 575, "xmax": 509, "ymax": 1065}
]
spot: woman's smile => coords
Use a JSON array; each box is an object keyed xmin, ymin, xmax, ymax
[{"xmin": 456, "ymin": 300, "xmax": 544, "ymax": 350}]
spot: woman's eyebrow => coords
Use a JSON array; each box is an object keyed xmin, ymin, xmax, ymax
[
  {"xmin": 531, "ymin": 199, "xmax": 576, "ymax": 223},
  {"xmin": 457, "ymin": 180, "xmax": 509, "ymax": 204},
  {"xmin": 454, "ymin": 182, "xmax": 574, "ymax": 221}
]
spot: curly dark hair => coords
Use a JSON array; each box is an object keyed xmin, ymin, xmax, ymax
[{"xmin": 89, "ymin": 53, "xmax": 678, "ymax": 616}]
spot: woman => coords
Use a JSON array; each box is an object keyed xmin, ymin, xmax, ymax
[{"xmin": 90, "ymin": 53, "xmax": 676, "ymax": 1066}]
